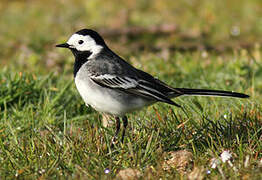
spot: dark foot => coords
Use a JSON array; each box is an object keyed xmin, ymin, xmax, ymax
[
  {"xmin": 121, "ymin": 116, "xmax": 128, "ymax": 143},
  {"xmin": 111, "ymin": 117, "xmax": 120, "ymax": 147}
]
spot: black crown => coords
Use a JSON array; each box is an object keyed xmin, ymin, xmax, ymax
[{"xmin": 76, "ymin": 29, "xmax": 106, "ymax": 46}]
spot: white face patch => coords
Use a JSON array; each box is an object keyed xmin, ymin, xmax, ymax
[{"xmin": 67, "ymin": 34, "xmax": 103, "ymax": 58}]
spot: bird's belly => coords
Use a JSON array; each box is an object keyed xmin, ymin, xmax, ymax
[{"xmin": 75, "ymin": 77, "xmax": 150, "ymax": 116}]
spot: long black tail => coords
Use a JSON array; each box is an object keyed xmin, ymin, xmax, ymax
[{"xmin": 174, "ymin": 88, "xmax": 249, "ymax": 98}]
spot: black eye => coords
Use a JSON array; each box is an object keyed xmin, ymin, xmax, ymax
[{"xmin": 78, "ymin": 40, "xmax": 84, "ymax": 44}]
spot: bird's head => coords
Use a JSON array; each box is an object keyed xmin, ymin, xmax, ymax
[{"xmin": 56, "ymin": 29, "xmax": 106, "ymax": 59}]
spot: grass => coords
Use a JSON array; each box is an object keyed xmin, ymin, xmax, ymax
[
  {"xmin": 0, "ymin": 50, "xmax": 261, "ymax": 179},
  {"xmin": 0, "ymin": 0, "xmax": 262, "ymax": 179}
]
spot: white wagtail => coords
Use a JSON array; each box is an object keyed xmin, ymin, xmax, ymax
[{"xmin": 56, "ymin": 29, "xmax": 249, "ymax": 143}]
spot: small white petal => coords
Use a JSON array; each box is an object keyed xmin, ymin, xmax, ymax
[{"xmin": 220, "ymin": 150, "xmax": 232, "ymax": 163}]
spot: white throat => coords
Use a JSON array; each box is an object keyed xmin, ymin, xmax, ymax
[{"xmin": 67, "ymin": 34, "xmax": 103, "ymax": 59}]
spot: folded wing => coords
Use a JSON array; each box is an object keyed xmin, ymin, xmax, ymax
[{"xmin": 91, "ymin": 74, "xmax": 181, "ymax": 107}]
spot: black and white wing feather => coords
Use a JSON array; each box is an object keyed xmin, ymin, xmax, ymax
[
  {"xmin": 90, "ymin": 74, "xmax": 182, "ymax": 107},
  {"xmin": 91, "ymin": 74, "xmax": 138, "ymax": 89}
]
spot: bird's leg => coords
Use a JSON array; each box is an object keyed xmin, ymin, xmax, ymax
[
  {"xmin": 112, "ymin": 116, "xmax": 121, "ymax": 144},
  {"xmin": 121, "ymin": 116, "xmax": 128, "ymax": 143}
]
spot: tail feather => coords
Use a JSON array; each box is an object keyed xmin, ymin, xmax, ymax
[{"xmin": 174, "ymin": 88, "xmax": 249, "ymax": 98}]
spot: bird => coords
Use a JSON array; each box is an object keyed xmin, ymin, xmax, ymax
[{"xmin": 56, "ymin": 29, "xmax": 249, "ymax": 144}]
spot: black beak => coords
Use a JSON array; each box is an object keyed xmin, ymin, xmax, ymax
[{"xmin": 56, "ymin": 43, "xmax": 70, "ymax": 48}]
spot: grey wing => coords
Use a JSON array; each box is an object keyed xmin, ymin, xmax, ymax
[{"xmin": 90, "ymin": 74, "xmax": 181, "ymax": 107}]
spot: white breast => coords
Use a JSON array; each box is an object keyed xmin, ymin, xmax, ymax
[{"xmin": 74, "ymin": 67, "xmax": 151, "ymax": 116}]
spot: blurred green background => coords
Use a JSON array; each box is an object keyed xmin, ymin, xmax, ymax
[{"xmin": 0, "ymin": 0, "xmax": 261, "ymax": 73}]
